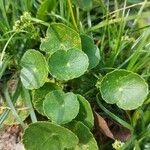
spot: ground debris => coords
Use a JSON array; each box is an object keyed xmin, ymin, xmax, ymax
[{"xmin": 0, "ymin": 125, "xmax": 25, "ymax": 150}]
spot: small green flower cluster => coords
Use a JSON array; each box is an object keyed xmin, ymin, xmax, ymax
[
  {"xmin": 13, "ymin": 12, "xmax": 39, "ymax": 39},
  {"xmin": 112, "ymin": 140, "xmax": 124, "ymax": 150},
  {"xmin": 13, "ymin": 12, "xmax": 32, "ymax": 32}
]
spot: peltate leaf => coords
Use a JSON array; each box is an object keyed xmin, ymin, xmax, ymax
[
  {"xmin": 43, "ymin": 90, "xmax": 79, "ymax": 124},
  {"xmin": 40, "ymin": 23, "xmax": 81, "ymax": 55},
  {"xmin": 32, "ymin": 82, "xmax": 61, "ymax": 115},
  {"xmin": 65, "ymin": 121, "xmax": 98, "ymax": 150},
  {"xmin": 81, "ymin": 34, "xmax": 100, "ymax": 69},
  {"xmin": 75, "ymin": 95, "xmax": 94, "ymax": 129},
  {"xmin": 22, "ymin": 122, "xmax": 79, "ymax": 150},
  {"xmin": 48, "ymin": 48, "xmax": 89, "ymax": 80},
  {"xmin": 100, "ymin": 69, "xmax": 148, "ymax": 110},
  {"xmin": 20, "ymin": 49, "xmax": 48, "ymax": 89}
]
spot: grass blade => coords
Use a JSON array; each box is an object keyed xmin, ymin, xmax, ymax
[
  {"xmin": 96, "ymin": 94, "xmax": 134, "ymax": 131},
  {"xmin": 87, "ymin": 12, "xmax": 150, "ymax": 32},
  {"xmin": 0, "ymin": 80, "xmax": 22, "ymax": 125},
  {"xmin": 3, "ymin": 86, "xmax": 26, "ymax": 128},
  {"xmin": 127, "ymin": 30, "xmax": 150, "ymax": 71}
]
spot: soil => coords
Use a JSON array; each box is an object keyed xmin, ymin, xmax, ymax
[{"xmin": 0, "ymin": 125, "xmax": 25, "ymax": 150}]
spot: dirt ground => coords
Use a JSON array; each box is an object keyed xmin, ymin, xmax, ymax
[{"xmin": 0, "ymin": 125, "xmax": 24, "ymax": 150}]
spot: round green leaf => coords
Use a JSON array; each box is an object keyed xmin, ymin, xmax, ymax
[
  {"xmin": 40, "ymin": 23, "xmax": 81, "ymax": 55},
  {"xmin": 100, "ymin": 69, "xmax": 149, "ymax": 110},
  {"xmin": 48, "ymin": 48, "xmax": 89, "ymax": 80},
  {"xmin": 76, "ymin": 95, "xmax": 94, "ymax": 129},
  {"xmin": 32, "ymin": 82, "xmax": 61, "ymax": 115},
  {"xmin": 20, "ymin": 49, "xmax": 48, "ymax": 89},
  {"xmin": 81, "ymin": 34, "xmax": 100, "ymax": 69},
  {"xmin": 65, "ymin": 121, "xmax": 98, "ymax": 150},
  {"xmin": 23, "ymin": 122, "xmax": 79, "ymax": 150},
  {"xmin": 43, "ymin": 90, "xmax": 79, "ymax": 124}
]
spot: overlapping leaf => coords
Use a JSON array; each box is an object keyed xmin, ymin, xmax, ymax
[
  {"xmin": 48, "ymin": 48, "xmax": 89, "ymax": 80},
  {"xmin": 20, "ymin": 49, "xmax": 48, "ymax": 89},
  {"xmin": 23, "ymin": 122, "xmax": 79, "ymax": 150},
  {"xmin": 66, "ymin": 121, "xmax": 98, "ymax": 150},
  {"xmin": 40, "ymin": 23, "xmax": 81, "ymax": 55},
  {"xmin": 81, "ymin": 34, "xmax": 100, "ymax": 69},
  {"xmin": 32, "ymin": 82, "xmax": 61, "ymax": 115},
  {"xmin": 76, "ymin": 95, "xmax": 94, "ymax": 129},
  {"xmin": 43, "ymin": 90, "xmax": 79, "ymax": 124}
]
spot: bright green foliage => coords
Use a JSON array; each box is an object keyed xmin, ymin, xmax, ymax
[
  {"xmin": 32, "ymin": 82, "xmax": 61, "ymax": 115},
  {"xmin": 20, "ymin": 49, "xmax": 48, "ymax": 89},
  {"xmin": 66, "ymin": 121, "xmax": 98, "ymax": 150},
  {"xmin": 81, "ymin": 34, "xmax": 100, "ymax": 69},
  {"xmin": 48, "ymin": 48, "xmax": 89, "ymax": 80},
  {"xmin": 43, "ymin": 90, "xmax": 79, "ymax": 124},
  {"xmin": 36, "ymin": 0, "xmax": 56, "ymax": 21},
  {"xmin": 100, "ymin": 70, "xmax": 148, "ymax": 110},
  {"xmin": 0, "ymin": 0, "xmax": 150, "ymax": 149},
  {"xmin": 76, "ymin": 95, "xmax": 94, "ymax": 129},
  {"xmin": 23, "ymin": 122, "xmax": 79, "ymax": 150},
  {"xmin": 40, "ymin": 23, "xmax": 81, "ymax": 55},
  {"xmin": 73, "ymin": 0, "xmax": 93, "ymax": 11}
]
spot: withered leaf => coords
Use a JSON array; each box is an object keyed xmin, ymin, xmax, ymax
[{"xmin": 94, "ymin": 111, "xmax": 114, "ymax": 139}]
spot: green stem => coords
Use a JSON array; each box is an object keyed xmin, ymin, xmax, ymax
[
  {"xmin": 87, "ymin": 11, "xmax": 91, "ymax": 28},
  {"xmin": 67, "ymin": 0, "xmax": 78, "ymax": 31},
  {"xmin": 30, "ymin": 17, "xmax": 50, "ymax": 26},
  {"xmin": 76, "ymin": 6, "xmax": 80, "ymax": 28},
  {"xmin": 0, "ymin": 32, "xmax": 16, "ymax": 63},
  {"xmin": 60, "ymin": 0, "xmax": 64, "ymax": 18},
  {"xmin": 96, "ymin": 94, "xmax": 134, "ymax": 131},
  {"xmin": 22, "ymin": 86, "xmax": 37, "ymax": 123},
  {"xmin": 48, "ymin": 12, "xmax": 71, "ymax": 25},
  {"xmin": 125, "ymin": 110, "xmax": 132, "ymax": 124},
  {"xmin": 83, "ymin": 88, "xmax": 96, "ymax": 97}
]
